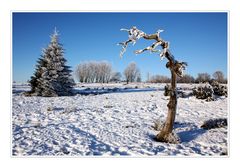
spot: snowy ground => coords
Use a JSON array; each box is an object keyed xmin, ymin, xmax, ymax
[{"xmin": 12, "ymin": 83, "xmax": 228, "ymax": 156}]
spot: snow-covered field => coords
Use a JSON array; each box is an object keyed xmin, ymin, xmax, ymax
[{"xmin": 12, "ymin": 83, "xmax": 228, "ymax": 156}]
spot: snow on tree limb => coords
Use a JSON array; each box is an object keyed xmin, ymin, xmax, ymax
[
  {"xmin": 117, "ymin": 26, "xmax": 145, "ymax": 58},
  {"xmin": 118, "ymin": 27, "xmax": 187, "ymax": 77}
]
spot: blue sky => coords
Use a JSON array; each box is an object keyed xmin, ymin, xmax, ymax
[{"xmin": 13, "ymin": 12, "xmax": 227, "ymax": 82}]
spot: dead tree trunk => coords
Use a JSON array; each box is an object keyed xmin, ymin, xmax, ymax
[
  {"xmin": 118, "ymin": 27, "xmax": 187, "ymax": 143},
  {"xmin": 156, "ymin": 51, "xmax": 179, "ymax": 143},
  {"xmin": 145, "ymin": 41, "xmax": 186, "ymax": 143}
]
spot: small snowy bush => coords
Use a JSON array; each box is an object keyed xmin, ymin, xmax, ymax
[
  {"xmin": 193, "ymin": 82, "xmax": 228, "ymax": 101},
  {"xmin": 193, "ymin": 83, "xmax": 214, "ymax": 101},
  {"xmin": 201, "ymin": 118, "xmax": 227, "ymax": 130},
  {"xmin": 211, "ymin": 80, "xmax": 227, "ymax": 97}
]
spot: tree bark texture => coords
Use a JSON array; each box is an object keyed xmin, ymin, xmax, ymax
[{"xmin": 156, "ymin": 68, "xmax": 178, "ymax": 142}]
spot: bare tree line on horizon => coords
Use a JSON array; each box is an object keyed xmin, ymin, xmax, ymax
[{"xmin": 74, "ymin": 61, "xmax": 227, "ymax": 84}]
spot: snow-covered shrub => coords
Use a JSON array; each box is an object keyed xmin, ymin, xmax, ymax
[
  {"xmin": 177, "ymin": 90, "xmax": 193, "ymax": 98},
  {"xmin": 201, "ymin": 118, "xmax": 227, "ymax": 130},
  {"xmin": 193, "ymin": 81, "xmax": 228, "ymax": 101},
  {"xmin": 210, "ymin": 80, "xmax": 227, "ymax": 97},
  {"xmin": 26, "ymin": 29, "xmax": 75, "ymax": 97},
  {"xmin": 164, "ymin": 84, "xmax": 191, "ymax": 98},
  {"xmin": 192, "ymin": 83, "xmax": 214, "ymax": 101}
]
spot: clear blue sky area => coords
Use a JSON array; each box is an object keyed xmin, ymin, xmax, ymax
[{"xmin": 13, "ymin": 12, "xmax": 227, "ymax": 82}]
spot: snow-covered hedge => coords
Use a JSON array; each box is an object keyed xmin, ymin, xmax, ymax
[{"xmin": 192, "ymin": 81, "xmax": 228, "ymax": 101}]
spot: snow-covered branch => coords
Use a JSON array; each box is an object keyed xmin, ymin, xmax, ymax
[{"xmin": 118, "ymin": 27, "xmax": 187, "ymax": 77}]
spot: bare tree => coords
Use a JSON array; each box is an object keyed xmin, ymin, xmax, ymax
[
  {"xmin": 196, "ymin": 73, "xmax": 211, "ymax": 83},
  {"xmin": 124, "ymin": 62, "xmax": 140, "ymax": 84},
  {"xmin": 88, "ymin": 61, "xmax": 97, "ymax": 83},
  {"xmin": 99, "ymin": 61, "xmax": 112, "ymax": 83},
  {"xmin": 75, "ymin": 61, "xmax": 112, "ymax": 83},
  {"xmin": 213, "ymin": 71, "xmax": 225, "ymax": 83},
  {"xmin": 118, "ymin": 26, "xmax": 187, "ymax": 143},
  {"xmin": 150, "ymin": 75, "xmax": 171, "ymax": 83},
  {"xmin": 177, "ymin": 74, "xmax": 195, "ymax": 83},
  {"xmin": 75, "ymin": 62, "xmax": 87, "ymax": 83}
]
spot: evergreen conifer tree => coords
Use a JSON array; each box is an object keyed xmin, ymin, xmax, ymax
[{"xmin": 28, "ymin": 29, "xmax": 75, "ymax": 96}]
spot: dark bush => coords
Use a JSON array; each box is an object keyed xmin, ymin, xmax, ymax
[
  {"xmin": 201, "ymin": 118, "xmax": 227, "ymax": 130},
  {"xmin": 192, "ymin": 83, "xmax": 214, "ymax": 101},
  {"xmin": 210, "ymin": 80, "xmax": 227, "ymax": 97}
]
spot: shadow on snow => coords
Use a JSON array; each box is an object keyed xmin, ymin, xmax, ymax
[
  {"xmin": 73, "ymin": 87, "xmax": 163, "ymax": 96},
  {"xmin": 174, "ymin": 122, "xmax": 207, "ymax": 143}
]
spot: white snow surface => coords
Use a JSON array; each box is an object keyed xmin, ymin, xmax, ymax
[{"xmin": 12, "ymin": 83, "xmax": 228, "ymax": 156}]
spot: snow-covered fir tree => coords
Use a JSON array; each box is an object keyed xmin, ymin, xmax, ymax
[{"xmin": 28, "ymin": 29, "xmax": 75, "ymax": 96}]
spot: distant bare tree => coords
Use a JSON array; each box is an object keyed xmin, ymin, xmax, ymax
[
  {"xmin": 213, "ymin": 71, "xmax": 225, "ymax": 83},
  {"xmin": 75, "ymin": 61, "xmax": 112, "ymax": 83},
  {"xmin": 150, "ymin": 75, "xmax": 171, "ymax": 83},
  {"xmin": 124, "ymin": 62, "xmax": 140, "ymax": 84},
  {"xmin": 177, "ymin": 74, "xmax": 195, "ymax": 83},
  {"xmin": 88, "ymin": 61, "xmax": 97, "ymax": 82},
  {"xmin": 75, "ymin": 63, "xmax": 87, "ymax": 83},
  {"xmin": 196, "ymin": 73, "xmax": 211, "ymax": 83},
  {"xmin": 99, "ymin": 62, "xmax": 112, "ymax": 83}
]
